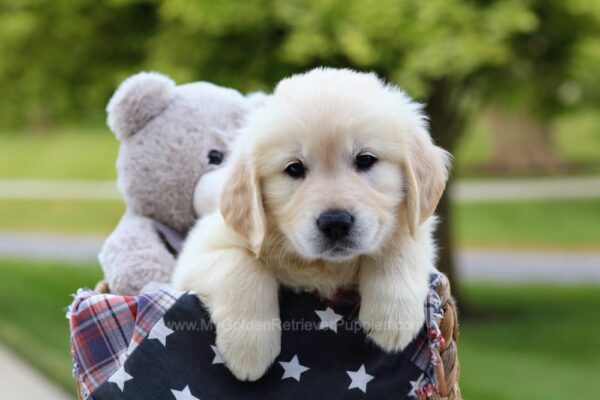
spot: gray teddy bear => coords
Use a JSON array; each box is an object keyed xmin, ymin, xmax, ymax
[{"xmin": 99, "ymin": 72, "xmax": 263, "ymax": 295}]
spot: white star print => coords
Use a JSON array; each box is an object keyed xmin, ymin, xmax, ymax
[
  {"xmin": 315, "ymin": 307, "xmax": 343, "ymax": 332},
  {"xmin": 148, "ymin": 317, "xmax": 174, "ymax": 346},
  {"xmin": 210, "ymin": 345, "xmax": 223, "ymax": 364},
  {"xmin": 347, "ymin": 364, "xmax": 374, "ymax": 393},
  {"xmin": 409, "ymin": 375, "xmax": 425, "ymax": 397},
  {"xmin": 279, "ymin": 355, "xmax": 310, "ymax": 381},
  {"xmin": 171, "ymin": 385, "xmax": 200, "ymax": 400},
  {"xmin": 108, "ymin": 366, "xmax": 133, "ymax": 391}
]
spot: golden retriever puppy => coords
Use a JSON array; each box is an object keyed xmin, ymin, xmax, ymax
[{"xmin": 173, "ymin": 68, "xmax": 451, "ymax": 381}]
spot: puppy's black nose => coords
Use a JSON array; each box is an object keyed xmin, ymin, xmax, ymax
[{"xmin": 317, "ymin": 209, "xmax": 354, "ymax": 240}]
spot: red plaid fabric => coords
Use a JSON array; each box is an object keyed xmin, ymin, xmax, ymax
[{"xmin": 68, "ymin": 288, "xmax": 181, "ymax": 398}]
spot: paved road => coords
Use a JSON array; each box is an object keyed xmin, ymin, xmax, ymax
[
  {"xmin": 0, "ymin": 231, "xmax": 104, "ymax": 263},
  {"xmin": 2, "ymin": 176, "xmax": 600, "ymax": 202},
  {"xmin": 451, "ymin": 176, "xmax": 600, "ymax": 202},
  {"xmin": 1, "ymin": 231, "xmax": 598, "ymax": 283},
  {"xmin": 0, "ymin": 344, "xmax": 72, "ymax": 399},
  {"xmin": 456, "ymin": 249, "xmax": 600, "ymax": 283},
  {"xmin": 0, "ymin": 179, "xmax": 120, "ymax": 200}
]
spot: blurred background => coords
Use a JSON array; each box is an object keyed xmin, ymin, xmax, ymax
[{"xmin": 0, "ymin": 1, "xmax": 599, "ymax": 399}]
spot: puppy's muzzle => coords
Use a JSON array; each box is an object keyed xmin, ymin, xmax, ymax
[{"xmin": 317, "ymin": 209, "xmax": 354, "ymax": 240}]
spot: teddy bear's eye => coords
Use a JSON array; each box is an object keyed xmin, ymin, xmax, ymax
[{"xmin": 208, "ymin": 150, "xmax": 224, "ymax": 165}]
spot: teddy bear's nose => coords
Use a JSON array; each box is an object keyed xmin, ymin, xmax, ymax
[{"xmin": 208, "ymin": 149, "xmax": 224, "ymax": 165}]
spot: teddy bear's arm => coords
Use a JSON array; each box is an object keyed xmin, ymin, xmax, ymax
[{"xmin": 98, "ymin": 212, "xmax": 177, "ymax": 295}]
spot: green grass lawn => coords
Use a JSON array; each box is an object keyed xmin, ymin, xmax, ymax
[
  {"xmin": 553, "ymin": 111, "xmax": 600, "ymax": 172},
  {"xmin": 0, "ymin": 258, "xmax": 102, "ymax": 394},
  {"xmin": 0, "ymin": 199, "xmax": 124, "ymax": 235},
  {"xmin": 454, "ymin": 198, "xmax": 600, "ymax": 250},
  {"xmin": 460, "ymin": 284, "xmax": 600, "ymax": 400},
  {"xmin": 0, "ymin": 258, "xmax": 598, "ymax": 399},
  {"xmin": 0, "ymin": 127, "xmax": 118, "ymax": 180},
  {"xmin": 454, "ymin": 110, "xmax": 600, "ymax": 176},
  {"xmin": 1, "ymin": 198, "xmax": 598, "ymax": 250}
]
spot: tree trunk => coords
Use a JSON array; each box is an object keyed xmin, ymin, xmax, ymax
[
  {"xmin": 425, "ymin": 79, "xmax": 466, "ymax": 307},
  {"xmin": 486, "ymin": 107, "xmax": 565, "ymax": 173}
]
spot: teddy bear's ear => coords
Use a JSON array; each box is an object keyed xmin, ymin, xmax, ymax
[{"xmin": 107, "ymin": 72, "xmax": 176, "ymax": 140}]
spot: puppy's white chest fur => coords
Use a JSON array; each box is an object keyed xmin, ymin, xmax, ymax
[{"xmin": 264, "ymin": 248, "xmax": 360, "ymax": 298}]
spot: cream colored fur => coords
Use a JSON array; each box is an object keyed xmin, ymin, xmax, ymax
[{"xmin": 173, "ymin": 68, "xmax": 451, "ymax": 381}]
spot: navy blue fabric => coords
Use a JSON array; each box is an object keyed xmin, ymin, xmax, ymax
[{"xmin": 92, "ymin": 288, "xmax": 427, "ymax": 399}]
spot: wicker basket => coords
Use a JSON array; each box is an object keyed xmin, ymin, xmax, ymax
[{"xmin": 423, "ymin": 275, "xmax": 461, "ymax": 400}]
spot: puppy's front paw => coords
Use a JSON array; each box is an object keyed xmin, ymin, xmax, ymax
[
  {"xmin": 359, "ymin": 300, "xmax": 425, "ymax": 353},
  {"xmin": 216, "ymin": 319, "xmax": 281, "ymax": 381}
]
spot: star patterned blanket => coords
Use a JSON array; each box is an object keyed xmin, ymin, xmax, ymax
[{"xmin": 69, "ymin": 273, "xmax": 447, "ymax": 399}]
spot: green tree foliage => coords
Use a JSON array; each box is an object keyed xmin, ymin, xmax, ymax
[
  {"xmin": 479, "ymin": 0, "xmax": 600, "ymax": 117},
  {"xmin": 149, "ymin": 0, "xmax": 538, "ymax": 98},
  {"xmin": 0, "ymin": 0, "xmax": 158, "ymax": 129},
  {"xmin": 1, "ymin": 0, "xmax": 597, "ymax": 129}
]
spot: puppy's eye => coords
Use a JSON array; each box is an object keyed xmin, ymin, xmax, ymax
[
  {"xmin": 355, "ymin": 153, "xmax": 378, "ymax": 171},
  {"xmin": 208, "ymin": 150, "xmax": 224, "ymax": 165},
  {"xmin": 284, "ymin": 161, "xmax": 306, "ymax": 179}
]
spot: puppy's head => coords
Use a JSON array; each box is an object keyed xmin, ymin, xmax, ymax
[{"xmin": 221, "ymin": 68, "xmax": 450, "ymax": 261}]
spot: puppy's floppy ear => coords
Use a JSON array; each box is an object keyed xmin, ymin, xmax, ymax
[
  {"xmin": 219, "ymin": 151, "xmax": 266, "ymax": 256},
  {"xmin": 403, "ymin": 129, "xmax": 451, "ymax": 237}
]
